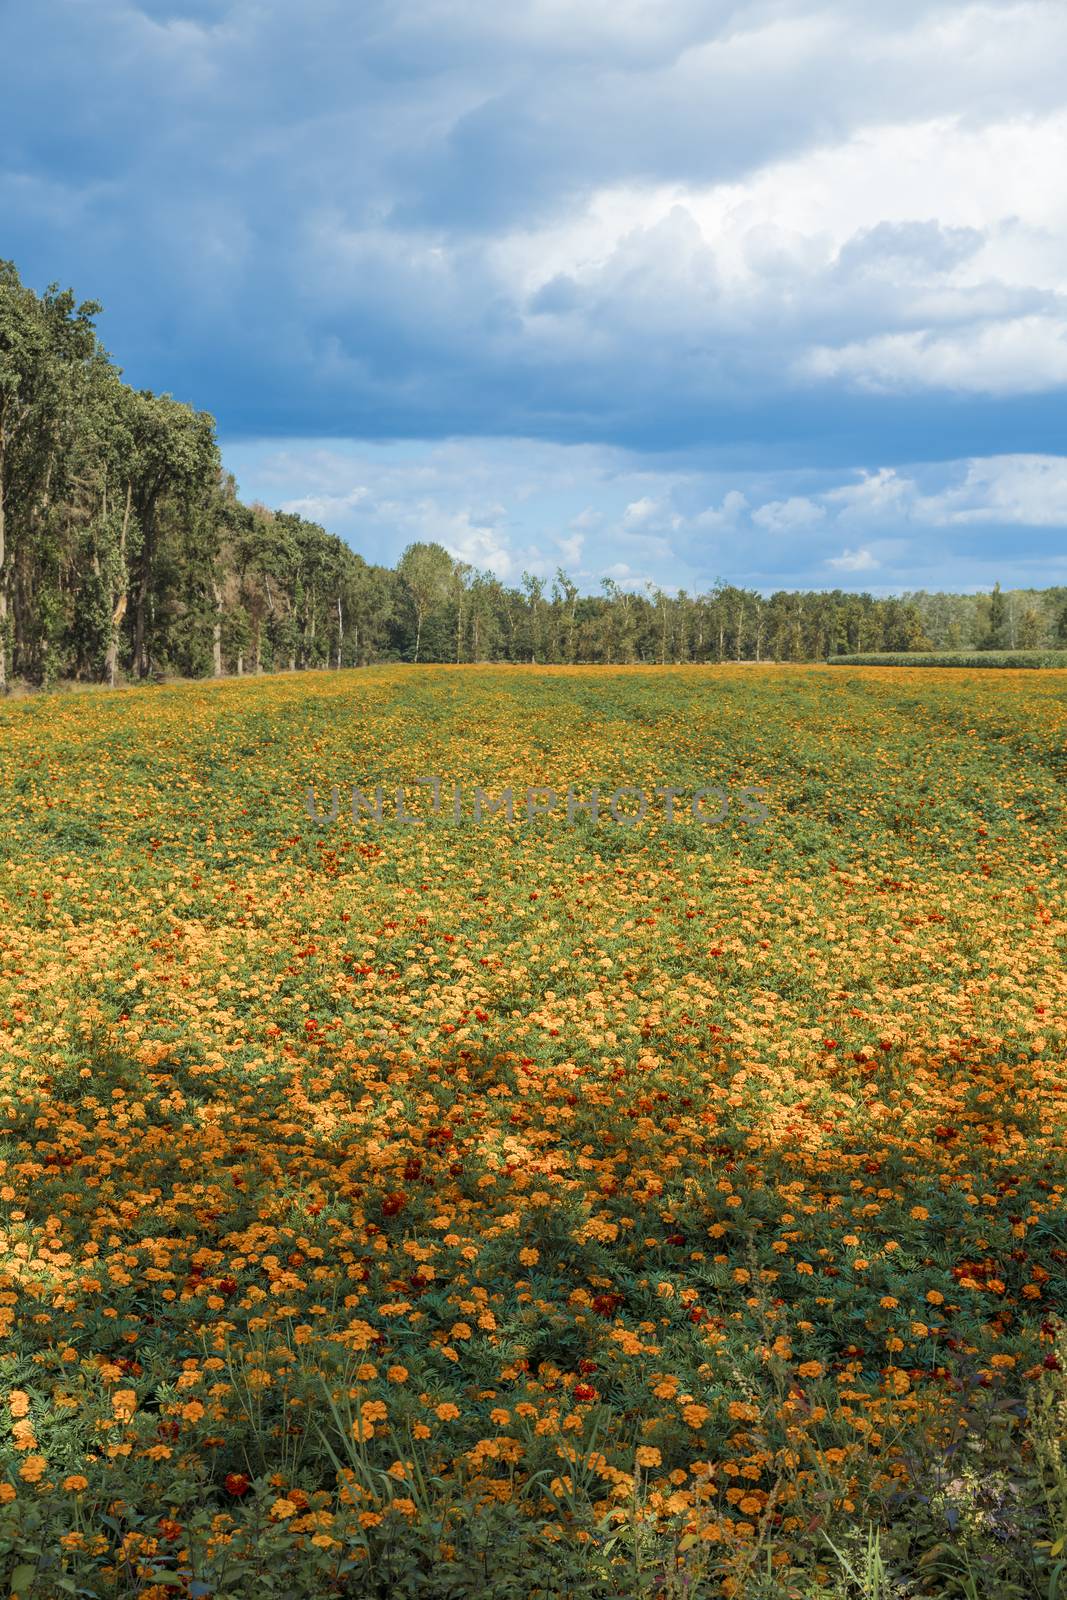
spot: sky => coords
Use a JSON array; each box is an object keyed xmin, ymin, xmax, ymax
[{"xmin": 3, "ymin": 0, "xmax": 1066, "ymax": 594}]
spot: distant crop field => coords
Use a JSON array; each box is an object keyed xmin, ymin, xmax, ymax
[
  {"xmin": 1, "ymin": 665, "xmax": 1065, "ymax": 1598},
  {"xmin": 829, "ymin": 650, "xmax": 1067, "ymax": 668}
]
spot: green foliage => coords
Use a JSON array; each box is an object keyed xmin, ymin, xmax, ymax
[
  {"xmin": 0, "ymin": 664, "xmax": 1065, "ymax": 1597},
  {"xmin": 828, "ymin": 652, "xmax": 1067, "ymax": 668},
  {"xmin": 2, "ymin": 255, "xmax": 1065, "ymax": 693}
]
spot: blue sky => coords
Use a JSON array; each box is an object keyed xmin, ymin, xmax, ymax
[{"xmin": 3, "ymin": 0, "xmax": 1066, "ymax": 594}]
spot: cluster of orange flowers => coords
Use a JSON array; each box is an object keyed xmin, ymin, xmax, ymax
[{"xmin": 0, "ymin": 664, "xmax": 1063, "ymax": 1588}]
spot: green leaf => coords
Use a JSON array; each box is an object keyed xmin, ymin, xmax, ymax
[{"xmin": 9, "ymin": 1566, "xmax": 36, "ymax": 1597}]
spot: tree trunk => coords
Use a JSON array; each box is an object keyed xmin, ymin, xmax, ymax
[
  {"xmin": 254, "ymin": 617, "xmax": 263, "ymax": 674},
  {"xmin": 105, "ymin": 482, "xmax": 132, "ymax": 689},
  {"xmin": 134, "ymin": 574, "xmax": 148, "ymax": 678},
  {"xmin": 414, "ymin": 609, "xmax": 423, "ymax": 664},
  {"xmin": 0, "ymin": 419, "xmax": 6, "ymax": 695},
  {"xmin": 134, "ymin": 500, "xmax": 157, "ymax": 679},
  {"xmin": 336, "ymin": 595, "xmax": 343, "ymax": 669},
  {"xmin": 211, "ymin": 575, "xmax": 223, "ymax": 677}
]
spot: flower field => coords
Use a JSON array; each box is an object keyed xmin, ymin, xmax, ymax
[{"xmin": 0, "ymin": 664, "xmax": 1064, "ymax": 1599}]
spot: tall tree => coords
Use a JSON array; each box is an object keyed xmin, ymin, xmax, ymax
[{"xmin": 398, "ymin": 542, "xmax": 453, "ymax": 663}]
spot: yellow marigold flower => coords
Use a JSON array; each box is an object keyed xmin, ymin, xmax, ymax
[
  {"xmin": 925, "ymin": 1290, "xmax": 944, "ymax": 1306},
  {"xmin": 63, "ymin": 1475, "xmax": 89, "ymax": 1493},
  {"xmin": 181, "ymin": 1401, "xmax": 205, "ymax": 1423},
  {"xmin": 435, "ymin": 1402, "xmax": 460, "ymax": 1421},
  {"xmin": 112, "ymin": 1389, "xmax": 137, "ymax": 1421},
  {"xmin": 387, "ymin": 1366, "xmax": 409, "ymax": 1384},
  {"xmin": 8, "ymin": 1391, "xmax": 30, "ymax": 1419},
  {"xmin": 489, "ymin": 1408, "xmax": 511, "ymax": 1425},
  {"xmin": 880, "ymin": 1296, "xmax": 899, "ymax": 1309},
  {"xmin": 910, "ymin": 1207, "xmax": 929, "ymax": 1221},
  {"xmin": 271, "ymin": 1498, "xmax": 297, "ymax": 1519},
  {"xmin": 518, "ymin": 1248, "xmax": 539, "ymax": 1266},
  {"xmin": 635, "ymin": 1446, "xmax": 661, "ymax": 1468},
  {"xmin": 18, "ymin": 1456, "xmax": 46, "ymax": 1483},
  {"xmin": 0, "ymin": 1484, "xmax": 16, "ymax": 1504},
  {"xmin": 797, "ymin": 1361, "xmax": 824, "ymax": 1379}
]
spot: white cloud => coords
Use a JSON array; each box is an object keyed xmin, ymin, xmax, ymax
[
  {"xmin": 916, "ymin": 453, "xmax": 1067, "ymax": 525},
  {"xmin": 230, "ymin": 436, "xmax": 1067, "ymax": 596},
  {"xmin": 826, "ymin": 546, "xmax": 878, "ymax": 571},
  {"xmin": 752, "ymin": 496, "xmax": 825, "ymax": 532},
  {"xmin": 802, "ymin": 316, "xmax": 1067, "ymax": 396},
  {"xmin": 623, "ymin": 496, "xmax": 661, "ymax": 526},
  {"xmin": 554, "ymin": 531, "xmax": 585, "ymax": 565}
]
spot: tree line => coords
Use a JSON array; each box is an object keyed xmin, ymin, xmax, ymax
[{"xmin": 3, "ymin": 261, "xmax": 1065, "ymax": 688}]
